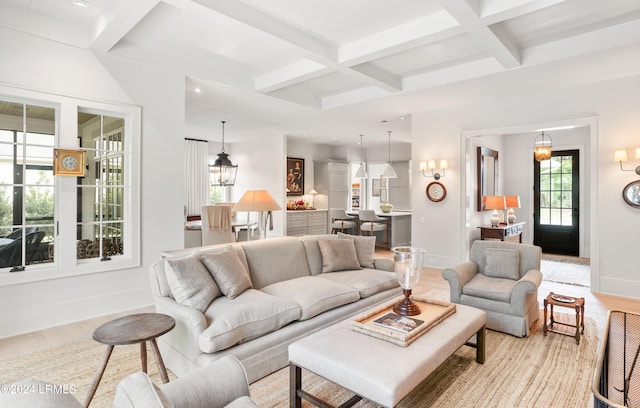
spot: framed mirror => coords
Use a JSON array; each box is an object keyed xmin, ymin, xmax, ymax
[{"xmin": 477, "ymin": 146, "xmax": 498, "ymax": 211}]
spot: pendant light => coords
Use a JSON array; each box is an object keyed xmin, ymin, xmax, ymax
[
  {"xmin": 382, "ymin": 130, "xmax": 397, "ymax": 178},
  {"xmin": 354, "ymin": 134, "xmax": 368, "ymax": 178},
  {"xmin": 210, "ymin": 120, "xmax": 238, "ymax": 186},
  {"xmin": 534, "ymin": 131, "xmax": 552, "ymax": 162}
]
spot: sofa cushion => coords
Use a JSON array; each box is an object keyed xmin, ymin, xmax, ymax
[
  {"xmin": 337, "ymin": 233, "xmax": 375, "ymax": 268},
  {"xmin": 261, "ymin": 276, "xmax": 360, "ymax": 320},
  {"xmin": 462, "ymin": 273, "xmax": 516, "ymax": 303},
  {"xmin": 318, "ymin": 268, "xmax": 399, "ymax": 298},
  {"xmin": 318, "ymin": 238, "xmax": 361, "ymax": 273},
  {"xmin": 165, "ymin": 252, "xmax": 220, "ymax": 312},
  {"xmin": 484, "ymin": 248, "xmax": 520, "ymax": 280},
  {"xmin": 200, "ymin": 289, "xmax": 301, "ymax": 353},
  {"xmin": 241, "ymin": 237, "xmax": 312, "ymax": 289},
  {"xmin": 201, "ymin": 246, "xmax": 253, "ymax": 299},
  {"xmin": 113, "ymin": 372, "xmax": 174, "ymax": 408},
  {"xmin": 300, "ymin": 234, "xmax": 339, "ymax": 276}
]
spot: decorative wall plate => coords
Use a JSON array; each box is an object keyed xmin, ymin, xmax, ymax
[
  {"xmin": 426, "ymin": 181, "xmax": 446, "ymax": 202},
  {"xmin": 622, "ymin": 180, "xmax": 640, "ymax": 208}
]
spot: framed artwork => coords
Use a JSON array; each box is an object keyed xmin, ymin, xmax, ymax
[
  {"xmin": 372, "ymin": 179, "xmax": 381, "ymax": 197},
  {"xmin": 53, "ymin": 149, "xmax": 86, "ymax": 177},
  {"xmin": 380, "ymin": 176, "xmax": 388, "ymax": 188},
  {"xmin": 287, "ymin": 157, "xmax": 304, "ymax": 196},
  {"xmin": 380, "ymin": 188, "xmax": 388, "ymax": 203}
]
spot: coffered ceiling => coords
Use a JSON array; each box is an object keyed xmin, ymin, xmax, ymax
[{"xmin": 1, "ymin": 0, "xmax": 639, "ymax": 146}]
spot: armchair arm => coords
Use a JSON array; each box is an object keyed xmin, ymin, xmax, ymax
[
  {"xmin": 442, "ymin": 261, "xmax": 478, "ymax": 303},
  {"xmin": 510, "ymin": 269, "xmax": 543, "ymax": 315},
  {"xmin": 154, "ymin": 296, "xmax": 208, "ymax": 362},
  {"xmin": 373, "ymin": 258, "xmax": 394, "ymax": 272},
  {"xmin": 161, "ymin": 355, "xmax": 254, "ymax": 408}
]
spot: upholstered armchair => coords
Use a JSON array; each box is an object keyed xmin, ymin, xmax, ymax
[{"xmin": 442, "ymin": 240, "xmax": 542, "ymax": 337}]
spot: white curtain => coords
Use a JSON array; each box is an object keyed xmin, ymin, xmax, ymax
[{"xmin": 185, "ymin": 139, "xmax": 210, "ymax": 217}]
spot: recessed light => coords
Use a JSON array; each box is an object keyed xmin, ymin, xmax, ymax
[
  {"xmin": 71, "ymin": 0, "xmax": 90, "ymax": 8},
  {"xmin": 534, "ymin": 125, "xmax": 577, "ymax": 132},
  {"xmin": 194, "ymin": 88, "xmax": 202, "ymax": 93},
  {"xmin": 400, "ymin": 117, "xmax": 406, "ymax": 120}
]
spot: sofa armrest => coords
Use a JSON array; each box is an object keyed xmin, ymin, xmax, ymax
[
  {"xmin": 154, "ymin": 296, "xmax": 208, "ymax": 362},
  {"xmin": 442, "ymin": 261, "xmax": 478, "ymax": 303},
  {"xmin": 510, "ymin": 269, "xmax": 543, "ymax": 315},
  {"xmin": 160, "ymin": 355, "xmax": 254, "ymax": 408},
  {"xmin": 373, "ymin": 258, "xmax": 394, "ymax": 272}
]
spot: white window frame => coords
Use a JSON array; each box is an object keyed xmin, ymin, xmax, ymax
[{"xmin": 0, "ymin": 84, "xmax": 141, "ymax": 287}]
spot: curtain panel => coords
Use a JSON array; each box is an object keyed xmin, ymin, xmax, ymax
[{"xmin": 185, "ymin": 139, "xmax": 209, "ymax": 217}]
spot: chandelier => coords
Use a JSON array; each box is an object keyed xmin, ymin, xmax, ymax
[{"xmin": 210, "ymin": 121, "xmax": 238, "ymax": 186}]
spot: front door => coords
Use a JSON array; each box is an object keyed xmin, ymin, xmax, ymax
[{"xmin": 533, "ymin": 150, "xmax": 579, "ymax": 256}]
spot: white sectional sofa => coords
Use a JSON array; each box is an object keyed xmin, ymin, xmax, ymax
[{"xmin": 149, "ymin": 234, "xmax": 401, "ymax": 383}]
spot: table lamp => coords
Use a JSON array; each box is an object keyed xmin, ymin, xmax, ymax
[
  {"xmin": 506, "ymin": 195, "xmax": 521, "ymax": 224},
  {"xmin": 233, "ymin": 190, "xmax": 282, "ymax": 239},
  {"xmin": 483, "ymin": 196, "xmax": 506, "ymax": 227}
]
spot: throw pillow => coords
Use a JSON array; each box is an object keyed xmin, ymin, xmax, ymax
[
  {"xmin": 484, "ymin": 248, "xmax": 520, "ymax": 280},
  {"xmin": 165, "ymin": 252, "xmax": 220, "ymax": 312},
  {"xmin": 201, "ymin": 245, "xmax": 253, "ymax": 299},
  {"xmin": 337, "ymin": 232, "xmax": 375, "ymax": 268},
  {"xmin": 113, "ymin": 372, "xmax": 174, "ymax": 408},
  {"xmin": 317, "ymin": 238, "xmax": 361, "ymax": 273}
]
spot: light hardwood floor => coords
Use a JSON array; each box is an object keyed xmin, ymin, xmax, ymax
[{"xmin": 1, "ymin": 256, "xmax": 640, "ymax": 360}]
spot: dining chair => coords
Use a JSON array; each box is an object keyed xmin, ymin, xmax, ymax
[
  {"xmin": 358, "ymin": 210, "xmax": 389, "ymax": 248},
  {"xmin": 201, "ymin": 205, "xmax": 236, "ymax": 246},
  {"xmin": 329, "ymin": 208, "xmax": 357, "ymax": 234}
]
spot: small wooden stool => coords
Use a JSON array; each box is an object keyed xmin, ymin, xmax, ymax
[
  {"xmin": 84, "ymin": 313, "xmax": 175, "ymax": 407},
  {"xmin": 543, "ymin": 292, "xmax": 585, "ymax": 344}
]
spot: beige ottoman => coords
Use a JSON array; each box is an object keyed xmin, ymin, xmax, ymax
[{"xmin": 289, "ymin": 303, "xmax": 486, "ymax": 407}]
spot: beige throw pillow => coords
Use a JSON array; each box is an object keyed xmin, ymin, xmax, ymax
[
  {"xmin": 484, "ymin": 248, "xmax": 520, "ymax": 280},
  {"xmin": 337, "ymin": 232, "xmax": 375, "ymax": 268},
  {"xmin": 201, "ymin": 245, "xmax": 253, "ymax": 299},
  {"xmin": 165, "ymin": 252, "xmax": 220, "ymax": 312},
  {"xmin": 318, "ymin": 238, "xmax": 361, "ymax": 273}
]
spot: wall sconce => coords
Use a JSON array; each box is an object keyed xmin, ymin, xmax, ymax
[
  {"xmin": 419, "ymin": 159, "xmax": 448, "ymax": 180},
  {"xmin": 614, "ymin": 148, "xmax": 640, "ymax": 175},
  {"xmin": 483, "ymin": 196, "xmax": 506, "ymax": 227}
]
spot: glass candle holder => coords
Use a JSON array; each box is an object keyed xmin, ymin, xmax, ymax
[{"xmin": 392, "ymin": 246, "xmax": 426, "ymax": 316}]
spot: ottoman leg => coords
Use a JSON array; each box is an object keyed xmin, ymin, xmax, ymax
[
  {"xmin": 290, "ymin": 363, "xmax": 302, "ymax": 408},
  {"xmin": 476, "ymin": 326, "xmax": 486, "ymax": 364}
]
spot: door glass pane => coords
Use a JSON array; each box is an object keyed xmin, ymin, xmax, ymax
[{"xmin": 538, "ymin": 154, "xmax": 573, "ymax": 226}]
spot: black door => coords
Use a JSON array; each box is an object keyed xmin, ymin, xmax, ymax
[{"xmin": 533, "ymin": 150, "xmax": 579, "ymax": 256}]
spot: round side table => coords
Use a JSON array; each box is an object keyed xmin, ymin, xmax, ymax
[{"xmin": 84, "ymin": 313, "xmax": 175, "ymax": 407}]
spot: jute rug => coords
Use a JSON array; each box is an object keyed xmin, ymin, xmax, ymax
[{"xmin": 0, "ymin": 312, "xmax": 597, "ymax": 408}]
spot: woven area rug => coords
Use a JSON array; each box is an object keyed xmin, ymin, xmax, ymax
[
  {"xmin": 250, "ymin": 313, "xmax": 598, "ymax": 408},
  {"xmin": 0, "ymin": 312, "xmax": 597, "ymax": 408}
]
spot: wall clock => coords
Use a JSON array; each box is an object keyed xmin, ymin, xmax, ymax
[
  {"xmin": 426, "ymin": 181, "xmax": 446, "ymax": 202},
  {"xmin": 622, "ymin": 180, "xmax": 640, "ymax": 208},
  {"xmin": 53, "ymin": 149, "xmax": 86, "ymax": 177}
]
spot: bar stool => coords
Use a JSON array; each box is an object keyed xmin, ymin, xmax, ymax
[
  {"xmin": 358, "ymin": 210, "xmax": 389, "ymax": 248},
  {"xmin": 330, "ymin": 208, "xmax": 357, "ymax": 234}
]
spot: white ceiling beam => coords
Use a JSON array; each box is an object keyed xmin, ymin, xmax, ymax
[
  {"xmin": 480, "ymin": 0, "xmax": 568, "ymax": 25},
  {"xmin": 344, "ymin": 64, "xmax": 402, "ymax": 92},
  {"xmin": 321, "ymin": 86, "xmax": 393, "ymax": 110},
  {"xmin": 437, "ymin": 0, "xmax": 521, "ymax": 68},
  {"xmin": 339, "ymin": 11, "xmax": 463, "ymax": 65},
  {"xmin": 89, "ymin": 0, "xmax": 160, "ymax": 53},
  {"xmin": 403, "ymin": 57, "xmax": 504, "ymax": 91},
  {"xmin": 255, "ymin": 60, "xmax": 331, "ymax": 93}
]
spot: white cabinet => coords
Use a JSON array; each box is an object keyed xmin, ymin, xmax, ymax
[
  {"xmin": 314, "ymin": 161, "xmax": 348, "ymax": 210},
  {"xmin": 286, "ymin": 210, "xmax": 328, "ymax": 236}
]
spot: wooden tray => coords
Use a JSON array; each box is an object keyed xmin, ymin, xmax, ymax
[{"xmin": 349, "ymin": 295, "xmax": 456, "ymax": 347}]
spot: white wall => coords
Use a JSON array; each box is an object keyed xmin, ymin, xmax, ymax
[
  {"xmin": 412, "ymin": 75, "xmax": 640, "ymax": 298},
  {"xmin": 0, "ymin": 28, "xmax": 185, "ymax": 338}
]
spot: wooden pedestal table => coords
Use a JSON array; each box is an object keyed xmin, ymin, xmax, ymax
[
  {"xmin": 543, "ymin": 292, "xmax": 585, "ymax": 344},
  {"xmin": 84, "ymin": 313, "xmax": 175, "ymax": 407}
]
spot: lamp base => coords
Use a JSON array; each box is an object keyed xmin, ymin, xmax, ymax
[{"xmin": 393, "ymin": 289, "xmax": 421, "ymax": 316}]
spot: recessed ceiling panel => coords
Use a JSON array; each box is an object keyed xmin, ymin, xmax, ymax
[
  {"xmin": 369, "ymin": 33, "xmax": 489, "ymax": 77},
  {"xmin": 494, "ymin": 0, "xmax": 640, "ymax": 48},
  {"xmin": 238, "ymin": 0, "xmax": 443, "ymax": 44},
  {"xmin": 123, "ymin": 2, "xmax": 301, "ymax": 76}
]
